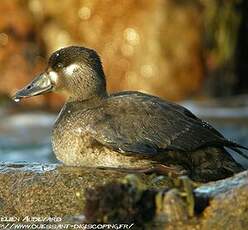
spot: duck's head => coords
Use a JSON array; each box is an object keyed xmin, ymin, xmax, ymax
[{"xmin": 13, "ymin": 46, "xmax": 107, "ymax": 102}]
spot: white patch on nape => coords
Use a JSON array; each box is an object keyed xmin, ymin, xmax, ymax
[
  {"xmin": 64, "ymin": 64, "xmax": 79, "ymax": 75},
  {"xmin": 49, "ymin": 71, "xmax": 59, "ymax": 83}
]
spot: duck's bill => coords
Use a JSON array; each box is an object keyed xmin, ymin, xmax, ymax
[{"xmin": 13, "ymin": 73, "xmax": 53, "ymax": 101}]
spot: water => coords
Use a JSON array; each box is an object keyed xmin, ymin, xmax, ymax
[
  {"xmin": 0, "ymin": 111, "xmax": 58, "ymax": 163},
  {"xmin": 0, "ymin": 102, "xmax": 247, "ymax": 166}
]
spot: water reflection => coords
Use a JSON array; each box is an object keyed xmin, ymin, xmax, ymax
[{"xmin": 0, "ymin": 112, "xmax": 58, "ymax": 163}]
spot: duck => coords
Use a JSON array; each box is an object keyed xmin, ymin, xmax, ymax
[{"xmin": 13, "ymin": 46, "xmax": 248, "ymax": 182}]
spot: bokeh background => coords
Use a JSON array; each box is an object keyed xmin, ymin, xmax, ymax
[{"xmin": 0, "ymin": 0, "xmax": 247, "ymax": 165}]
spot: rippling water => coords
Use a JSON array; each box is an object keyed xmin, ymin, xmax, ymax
[
  {"xmin": 0, "ymin": 102, "xmax": 248, "ymax": 167},
  {"xmin": 0, "ymin": 112, "xmax": 58, "ymax": 163}
]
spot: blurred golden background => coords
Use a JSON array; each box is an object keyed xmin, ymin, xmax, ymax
[{"xmin": 0, "ymin": 0, "xmax": 247, "ymax": 110}]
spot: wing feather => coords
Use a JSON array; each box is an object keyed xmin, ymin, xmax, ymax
[{"xmin": 85, "ymin": 92, "xmax": 236, "ymax": 155}]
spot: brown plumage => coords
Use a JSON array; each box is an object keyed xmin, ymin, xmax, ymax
[{"xmin": 13, "ymin": 46, "xmax": 247, "ymax": 182}]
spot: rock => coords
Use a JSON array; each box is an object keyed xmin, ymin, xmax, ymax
[
  {"xmin": 83, "ymin": 170, "xmax": 248, "ymax": 229},
  {"xmin": 195, "ymin": 170, "xmax": 248, "ymax": 230},
  {"xmin": 83, "ymin": 174, "xmax": 198, "ymax": 229},
  {"xmin": 155, "ymin": 189, "xmax": 190, "ymax": 223},
  {"xmin": 0, "ymin": 163, "xmax": 172, "ymax": 217},
  {"xmin": 84, "ymin": 175, "xmax": 157, "ymax": 228},
  {"xmin": 158, "ymin": 170, "xmax": 248, "ymax": 229},
  {"xmin": 0, "ymin": 163, "xmax": 247, "ymax": 229}
]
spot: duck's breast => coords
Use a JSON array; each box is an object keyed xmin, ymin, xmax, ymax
[{"xmin": 51, "ymin": 106, "xmax": 90, "ymax": 165}]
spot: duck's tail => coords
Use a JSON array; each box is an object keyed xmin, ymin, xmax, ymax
[
  {"xmin": 223, "ymin": 140, "xmax": 248, "ymax": 160},
  {"xmin": 190, "ymin": 146, "xmax": 244, "ymax": 182}
]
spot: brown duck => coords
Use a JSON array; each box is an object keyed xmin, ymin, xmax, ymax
[{"xmin": 13, "ymin": 46, "xmax": 248, "ymax": 182}]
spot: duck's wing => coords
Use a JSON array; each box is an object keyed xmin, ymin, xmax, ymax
[{"xmin": 87, "ymin": 92, "xmax": 247, "ymax": 157}]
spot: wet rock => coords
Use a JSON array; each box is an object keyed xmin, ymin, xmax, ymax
[
  {"xmin": 154, "ymin": 189, "xmax": 190, "ymax": 225},
  {"xmin": 160, "ymin": 170, "xmax": 248, "ymax": 230},
  {"xmin": 0, "ymin": 162, "xmax": 247, "ymax": 229},
  {"xmin": 84, "ymin": 175, "xmax": 198, "ymax": 229},
  {"xmin": 195, "ymin": 170, "xmax": 248, "ymax": 230},
  {"xmin": 83, "ymin": 170, "xmax": 248, "ymax": 229},
  {"xmin": 84, "ymin": 175, "xmax": 157, "ymax": 228},
  {"xmin": 0, "ymin": 163, "xmax": 172, "ymax": 217}
]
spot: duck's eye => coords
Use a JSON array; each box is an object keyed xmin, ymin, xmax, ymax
[{"xmin": 56, "ymin": 63, "xmax": 63, "ymax": 69}]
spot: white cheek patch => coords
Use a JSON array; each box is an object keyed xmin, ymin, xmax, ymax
[
  {"xmin": 64, "ymin": 64, "xmax": 79, "ymax": 75},
  {"xmin": 49, "ymin": 71, "xmax": 59, "ymax": 83}
]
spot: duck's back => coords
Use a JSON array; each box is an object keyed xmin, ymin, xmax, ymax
[{"xmin": 89, "ymin": 91, "xmax": 230, "ymax": 155}]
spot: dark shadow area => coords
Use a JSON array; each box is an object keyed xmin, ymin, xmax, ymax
[{"xmin": 235, "ymin": 0, "xmax": 248, "ymax": 94}]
